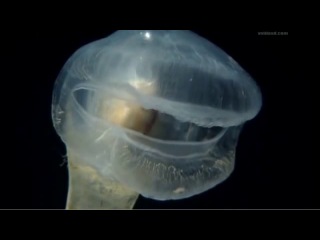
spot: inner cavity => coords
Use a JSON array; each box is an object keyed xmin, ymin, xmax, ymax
[{"xmin": 100, "ymin": 98, "xmax": 223, "ymax": 142}]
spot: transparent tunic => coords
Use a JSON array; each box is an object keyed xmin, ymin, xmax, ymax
[{"xmin": 52, "ymin": 30, "xmax": 262, "ymax": 206}]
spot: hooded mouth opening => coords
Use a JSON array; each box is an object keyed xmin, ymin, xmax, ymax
[{"xmin": 73, "ymin": 87, "xmax": 225, "ymax": 143}]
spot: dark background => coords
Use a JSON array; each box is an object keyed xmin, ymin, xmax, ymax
[{"xmin": 16, "ymin": 30, "xmax": 315, "ymax": 209}]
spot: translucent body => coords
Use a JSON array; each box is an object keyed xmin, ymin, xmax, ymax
[{"xmin": 52, "ymin": 30, "xmax": 262, "ymax": 202}]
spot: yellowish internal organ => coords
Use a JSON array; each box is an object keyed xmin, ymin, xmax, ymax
[{"xmin": 100, "ymin": 80, "xmax": 157, "ymax": 134}]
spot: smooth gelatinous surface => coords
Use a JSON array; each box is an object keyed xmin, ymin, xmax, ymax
[{"xmin": 52, "ymin": 30, "xmax": 262, "ymax": 200}]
